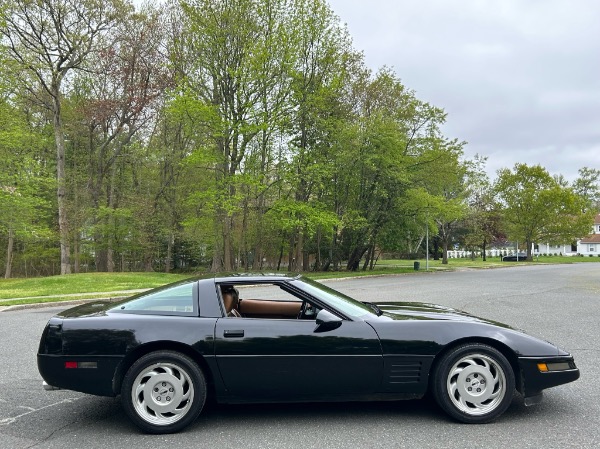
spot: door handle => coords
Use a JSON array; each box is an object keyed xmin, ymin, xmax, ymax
[{"xmin": 224, "ymin": 329, "xmax": 244, "ymax": 338}]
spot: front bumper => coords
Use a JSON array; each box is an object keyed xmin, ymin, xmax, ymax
[{"xmin": 518, "ymin": 355, "xmax": 579, "ymax": 399}]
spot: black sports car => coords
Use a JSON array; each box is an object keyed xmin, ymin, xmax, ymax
[
  {"xmin": 502, "ymin": 253, "xmax": 529, "ymax": 262},
  {"xmin": 38, "ymin": 273, "xmax": 579, "ymax": 434}
]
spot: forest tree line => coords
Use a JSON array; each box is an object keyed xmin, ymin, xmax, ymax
[{"xmin": 0, "ymin": 0, "xmax": 598, "ymax": 278}]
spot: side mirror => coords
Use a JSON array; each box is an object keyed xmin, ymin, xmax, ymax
[{"xmin": 314, "ymin": 309, "xmax": 342, "ymax": 333}]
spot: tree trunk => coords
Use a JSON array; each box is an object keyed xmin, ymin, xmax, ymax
[
  {"xmin": 369, "ymin": 250, "xmax": 379, "ymax": 270},
  {"xmin": 295, "ymin": 229, "xmax": 306, "ymax": 271},
  {"xmin": 363, "ymin": 244, "xmax": 376, "ymax": 271},
  {"xmin": 288, "ymin": 232, "xmax": 296, "ymax": 271},
  {"xmin": 144, "ymin": 251, "xmax": 153, "ymax": 271},
  {"xmin": 442, "ymin": 240, "xmax": 449, "ymax": 264},
  {"xmin": 165, "ymin": 233, "xmax": 173, "ymax": 273},
  {"xmin": 223, "ymin": 215, "xmax": 233, "ymax": 271},
  {"xmin": 303, "ymin": 248, "xmax": 309, "ymax": 272},
  {"xmin": 107, "ymin": 247, "xmax": 115, "ymax": 272},
  {"xmin": 277, "ymin": 236, "xmax": 285, "ymax": 271},
  {"xmin": 73, "ymin": 236, "xmax": 80, "ymax": 273},
  {"xmin": 95, "ymin": 246, "xmax": 107, "ymax": 272},
  {"xmin": 433, "ymin": 237, "xmax": 440, "ymax": 261},
  {"xmin": 210, "ymin": 184, "xmax": 224, "ymax": 271},
  {"xmin": 331, "ymin": 227, "xmax": 338, "ymax": 271},
  {"xmin": 315, "ymin": 228, "xmax": 322, "ymax": 271},
  {"xmin": 53, "ymin": 91, "xmax": 71, "ymax": 274},
  {"xmin": 4, "ymin": 227, "xmax": 14, "ymax": 279},
  {"xmin": 347, "ymin": 245, "xmax": 368, "ymax": 271},
  {"xmin": 106, "ymin": 142, "xmax": 125, "ymax": 273}
]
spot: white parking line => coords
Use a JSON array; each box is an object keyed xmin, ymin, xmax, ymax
[{"xmin": 0, "ymin": 398, "xmax": 80, "ymax": 425}]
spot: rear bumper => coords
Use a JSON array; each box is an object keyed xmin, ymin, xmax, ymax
[
  {"xmin": 518, "ymin": 355, "xmax": 579, "ymax": 398},
  {"xmin": 38, "ymin": 354, "xmax": 123, "ymax": 397}
]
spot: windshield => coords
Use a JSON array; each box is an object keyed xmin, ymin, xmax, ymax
[{"xmin": 292, "ymin": 277, "xmax": 375, "ymax": 319}]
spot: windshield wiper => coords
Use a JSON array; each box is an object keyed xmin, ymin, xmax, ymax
[{"xmin": 363, "ymin": 301, "xmax": 383, "ymax": 316}]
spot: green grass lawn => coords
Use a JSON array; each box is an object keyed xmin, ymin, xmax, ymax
[
  {"xmin": 0, "ymin": 272, "xmax": 189, "ymax": 305},
  {"xmin": 1, "ymin": 255, "xmax": 598, "ymax": 306}
]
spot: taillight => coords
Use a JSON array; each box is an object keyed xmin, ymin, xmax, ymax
[{"xmin": 64, "ymin": 361, "xmax": 97, "ymax": 369}]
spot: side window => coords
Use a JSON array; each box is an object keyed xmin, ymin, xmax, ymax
[
  {"xmin": 112, "ymin": 282, "xmax": 196, "ymax": 315},
  {"xmin": 217, "ymin": 283, "xmax": 319, "ymax": 320}
]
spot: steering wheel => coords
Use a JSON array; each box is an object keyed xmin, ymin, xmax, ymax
[
  {"xmin": 297, "ymin": 301, "xmax": 317, "ymax": 319},
  {"xmin": 297, "ymin": 301, "xmax": 308, "ymax": 319}
]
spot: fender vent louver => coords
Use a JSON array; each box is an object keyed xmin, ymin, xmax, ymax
[{"xmin": 386, "ymin": 361, "xmax": 422, "ymax": 384}]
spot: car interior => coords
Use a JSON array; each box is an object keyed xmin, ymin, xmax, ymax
[{"xmin": 219, "ymin": 284, "xmax": 320, "ymax": 319}]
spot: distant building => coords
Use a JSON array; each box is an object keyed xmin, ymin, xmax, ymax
[
  {"xmin": 448, "ymin": 213, "xmax": 600, "ymax": 258},
  {"xmin": 577, "ymin": 213, "xmax": 600, "ymax": 256},
  {"xmin": 535, "ymin": 213, "xmax": 600, "ymax": 256},
  {"xmin": 534, "ymin": 242, "xmax": 578, "ymax": 256}
]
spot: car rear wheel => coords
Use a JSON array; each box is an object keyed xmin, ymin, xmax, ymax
[
  {"xmin": 432, "ymin": 344, "xmax": 515, "ymax": 423},
  {"xmin": 121, "ymin": 351, "xmax": 206, "ymax": 434}
]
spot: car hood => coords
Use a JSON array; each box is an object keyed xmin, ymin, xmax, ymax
[{"xmin": 374, "ymin": 301, "xmax": 514, "ymax": 328}]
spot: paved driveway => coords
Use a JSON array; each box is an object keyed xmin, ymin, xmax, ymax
[{"xmin": 1, "ymin": 264, "xmax": 598, "ymax": 448}]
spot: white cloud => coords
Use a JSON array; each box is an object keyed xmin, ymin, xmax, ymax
[{"xmin": 328, "ymin": 0, "xmax": 600, "ymax": 181}]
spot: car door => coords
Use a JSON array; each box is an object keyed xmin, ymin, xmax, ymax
[{"xmin": 214, "ymin": 313, "xmax": 383, "ymax": 401}]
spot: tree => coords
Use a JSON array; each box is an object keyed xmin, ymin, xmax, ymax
[
  {"xmin": 0, "ymin": 92, "xmax": 53, "ymax": 278},
  {"xmin": 573, "ymin": 167, "xmax": 600, "ymax": 211},
  {"xmin": 181, "ymin": 0, "xmax": 276, "ymax": 271},
  {"xmin": 495, "ymin": 163, "xmax": 593, "ymax": 260},
  {"xmin": 332, "ymin": 68, "xmax": 442, "ymax": 270},
  {"xmin": 461, "ymin": 156, "xmax": 501, "ymax": 261},
  {"xmin": 281, "ymin": 0, "xmax": 354, "ymax": 271},
  {"xmin": 408, "ymin": 134, "xmax": 469, "ymax": 264},
  {"xmin": 1, "ymin": 0, "xmax": 128, "ymax": 274},
  {"xmin": 74, "ymin": 5, "xmax": 171, "ymax": 271}
]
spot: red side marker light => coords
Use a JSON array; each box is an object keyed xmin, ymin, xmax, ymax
[{"xmin": 65, "ymin": 361, "xmax": 78, "ymax": 369}]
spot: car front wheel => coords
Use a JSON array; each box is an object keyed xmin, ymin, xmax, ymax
[
  {"xmin": 432, "ymin": 344, "xmax": 515, "ymax": 423},
  {"xmin": 121, "ymin": 350, "xmax": 207, "ymax": 434}
]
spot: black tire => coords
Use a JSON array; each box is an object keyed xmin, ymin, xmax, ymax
[
  {"xmin": 432, "ymin": 343, "xmax": 515, "ymax": 424},
  {"xmin": 121, "ymin": 350, "xmax": 207, "ymax": 434}
]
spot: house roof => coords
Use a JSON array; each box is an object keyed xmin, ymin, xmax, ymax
[{"xmin": 580, "ymin": 233, "xmax": 600, "ymax": 244}]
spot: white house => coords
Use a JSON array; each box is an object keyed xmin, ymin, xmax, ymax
[
  {"xmin": 447, "ymin": 213, "xmax": 600, "ymax": 258},
  {"xmin": 535, "ymin": 242, "xmax": 577, "ymax": 256},
  {"xmin": 577, "ymin": 213, "xmax": 600, "ymax": 256},
  {"xmin": 535, "ymin": 214, "xmax": 600, "ymax": 256}
]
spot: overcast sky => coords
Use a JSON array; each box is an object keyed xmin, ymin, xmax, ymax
[{"xmin": 327, "ymin": 0, "xmax": 600, "ymax": 182}]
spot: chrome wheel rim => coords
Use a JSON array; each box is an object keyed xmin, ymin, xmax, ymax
[
  {"xmin": 447, "ymin": 353, "xmax": 506, "ymax": 416},
  {"xmin": 131, "ymin": 362, "xmax": 194, "ymax": 426}
]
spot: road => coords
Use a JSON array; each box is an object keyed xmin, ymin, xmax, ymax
[{"xmin": 1, "ymin": 264, "xmax": 598, "ymax": 448}]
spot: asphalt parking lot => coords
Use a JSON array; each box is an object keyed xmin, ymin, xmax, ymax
[{"xmin": 1, "ymin": 264, "xmax": 598, "ymax": 448}]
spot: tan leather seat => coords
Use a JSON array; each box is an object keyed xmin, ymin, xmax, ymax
[
  {"xmin": 222, "ymin": 290, "xmax": 241, "ymax": 317},
  {"xmin": 238, "ymin": 299, "xmax": 301, "ymax": 318}
]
